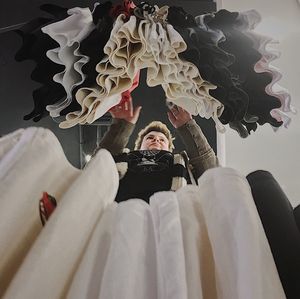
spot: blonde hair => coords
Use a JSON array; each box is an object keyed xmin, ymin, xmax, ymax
[{"xmin": 134, "ymin": 121, "xmax": 175, "ymax": 151}]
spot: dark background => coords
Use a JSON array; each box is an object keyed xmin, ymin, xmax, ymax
[{"xmin": 0, "ymin": 0, "xmax": 217, "ymax": 168}]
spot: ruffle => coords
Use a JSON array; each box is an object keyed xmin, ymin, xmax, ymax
[
  {"xmin": 60, "ymin": 14, "xmax": 144, "ymax": 128},
  {"xmin": 59, "ymin": 1, "xmax": 114, "ymax": 117},
  {"xmin": 14, "ymin": 1, "xmax": 293, "ymax": 137},
  {"xmin": 61, "ymin": 12, "xmax": 223, "ymax": 129},
  {"xmin": 116, "ymin": 70, "xmax": 141, "ymax": 106},
  {"xmin": 167, "ymin": 6, "xmax": 248, "ymax": 128},
  {"xmin": 236, "ymin": 10, "xmax": 296, "ymax": 129},
  {"xmin": 200, "ymin": 9, "xmax": 284, "ymax": 137},
  {"xmin": 14, "ymin": 4, "xmax": 68, "ymax": 121},
  {"xmin": 41, "ymin": 6, "xmax": 95, "ymax": 117}
]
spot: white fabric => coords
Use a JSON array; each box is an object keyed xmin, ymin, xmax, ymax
[
  {"xmin": 59, "ymin": 87, "xmax": 122, "ymax": 129},
  {"xmin": 65, "ymin": 168, "xmax": 285, "ymax": 299},
  {"xmin": 196, "ymin": 167, "xmax": 286, "ymax": 299},
  {"xmin": 67, "ymin": 199, "xmax": 158, "ymax": 299},
  {"xmin": 61, "ymin": 12, "xmax": 224, "ymax": 130},
  {"xmin": 42, "ymin": 7, "xmax": 95, "ymax": 117},
  {"xmin": 3, "ymin": 149, "xmax": 119, "ymax": 299},
  {"xmin": 66, "ymin": 202, "xmax": 118, "ymax": 299},
  {"xmin": 0, "ymin": 129, "xmax": 24, "ymax": 163},
  {"xmin": 60, "ymin": 15, "xmax": 142, "ymax": 128},
  {"xmin": 140, "ymin": 14, "xmax": 224, "ymax": 127},
  {"xmin": 150, "ymin": 192, "xmax": 188, "ymax": 299},
  {"xmin": 97, "ymin": 200, "xmax": 157, "ymax": 299},
  {"xmin": 67, "ymin": 193, "xmax": 188, "ymax": 299},
  {"xmin": 177, "ymin": 186, "xmax": 217, "ymax": 299},
  {"xmin": 0, "ymin": 127, "xmax": 80, "ymax": 296},
  {"xmin": 1, "ymin": 128, "xmax": 285, "ymax": 299}
]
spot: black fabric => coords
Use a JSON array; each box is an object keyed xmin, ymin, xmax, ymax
[
  {"xmin": 24, "ymin": 83, "xmax": 66, "ymax": 122},
  {"xmin": 14, "ymin": 1, "xmax": 114, "ymax": 119},
  {"xmin": 167, "ymin": 6, "xmax": 249, "ymax": 124},
  {"xmin": 167, "ymin": 8, "xmax": 283, "ymax": 137},
  {"xmin": 203, "ymin": 10, "xmax": 283, "ymax": 136},
  {"xmin": 294, "ymin": 205, "xmax": 300, "ymax": 233},
  {"xmin": 246, "ymin": 170, "xmax": 300, "ymax": 299},
  {"xmin": 134, "ymin": 2, "xmax": 156, "ymax": 19},
  {"xmin": 14, "ymin": 4, "xmax": 68, "ymax": 121},
  {"xmin": 114, "ymin": 150, "xmax": 188, "ymax": 203}
]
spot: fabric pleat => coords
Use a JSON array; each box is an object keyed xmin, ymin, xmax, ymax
[
  {"xmin": 150, "ymin": 192, "xmax": 188, "ymax": 299},
  {"xmin": 197, "ymin": 167, "xmax": 286, "ymax": 299},
  {"xmin": 236, "ymin": 10, "xmax": 296, "ymax": 129},
  {"xmin": 177, "ymin": 185, "xmax": 217, "ymax": 299},
  {"xmin": 0, "ymin": 129, "xmax": 24, "ymax": 161},
  {"xmin": 67, "ymin": 200, "xmax": 158, "ymax": 299},
  {"xmin": 0, "ymin": 127, "xmax": 80, "ymax": 297},
  {"xmin": 1, "ymin": 126, "xmax": 289, "ymax": 298},
  {"xmin": 66, "ymin": 192, "xmax": 188, "ymax": 299},
  {"xmin": 3, "ymin": 148, "xmax": 119, "ymax": 299},
  {"xmin": 97, "ymin": 200, "xmax": 158, "ymax": 299},
  {"xmin": 60, "ymin": 1, "xmax": 114, "ymax": 116},
  {"xmin": 65, "ymin": 203, "xmax": 118, "ymax": 299},
  {"xmin": 200, "ymin": 10, "xmax": 283, "ymax": 136},
  {"xmin": 167, "ymin": 7, "xmax": 249, "ymax": 126},
  {"xmin": 41, "ymin": 6, "xmax": 95, "ymax": 117}
]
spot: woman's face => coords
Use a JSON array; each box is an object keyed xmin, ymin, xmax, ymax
[{"xmin": 140, "ymin": 131, "xmax": 170, "ymax": 151}]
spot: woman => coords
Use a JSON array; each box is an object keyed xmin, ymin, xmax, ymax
[{"xmin": 96, "ymin": 97, "xmax": 218, "ymax": 202}]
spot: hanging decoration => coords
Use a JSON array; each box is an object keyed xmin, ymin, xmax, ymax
[{"xmin": 14, "ymin": 0, "xmax": 295, "ymax": 137}]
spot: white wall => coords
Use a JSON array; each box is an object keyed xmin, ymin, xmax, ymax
[{"xmin": 219, "ymin": 0, "xmax": 300, "ymax": 206}]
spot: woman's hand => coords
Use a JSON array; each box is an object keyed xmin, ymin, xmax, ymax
[
  {"xmin": 167, "ymin": 105, "xmax": 192, "ymax": 128},
  {"xmin": 109, "ymin": 97, "xmax": 142, "ymax": 124}
]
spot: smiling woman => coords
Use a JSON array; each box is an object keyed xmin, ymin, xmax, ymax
[
  {"xmin": 94, "ymin": 97, "xmax": 219, "ymax": 202},
  {"xmin": 135, "ymin": 121, "xmax": 174, "ymax": 152},
  {"xmin": 140, "ymin": 131, "xmax": 170, "ymax": 151}
]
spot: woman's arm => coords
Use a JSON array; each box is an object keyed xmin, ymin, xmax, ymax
[
  {"xmin": 95, "ymin": 97, "xmax": 142, "ymax": 155},
  {"xmin": 98, "ymin": 118, "xmax": 135, "ymax": 155},
  {"xmin": 177, "ymin": 119, "xmax": 219, "ymax": 180},
  {"xmin": 168, "ymin": 106, "xmax": 218, "ymax": 180}
]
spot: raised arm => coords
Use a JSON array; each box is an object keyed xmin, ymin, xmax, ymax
[
  {"xmin": 168, "ymin": 106, "xmax": 219, "ymax": 179},
  {"xmin": 97, "ymin": 98, "xmax": 142, "ymax": 155}
]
